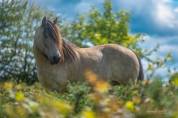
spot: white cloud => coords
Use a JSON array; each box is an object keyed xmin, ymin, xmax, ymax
[
  {"xmin": 174, "ymin": 7, "xmax": 178, "ymax": 13},
  {"xmin": 140, "ymin": 34, "xmax": 178, "ymax": 62},
  {"xmin": 154, "ymin": 0, "xmax": 177, "ymax": 28},
  {"xmin": 159, "ymin": 45, "xmax": 178, "ymax": 53},
  {"xmin": 139, "ymin": 34, "xmax": 178, "ymax": 79},
  {"xmin": 75, "ymin": 1, "xmax": 91, "ymax": 14},
  {"xmin": 75, "ymin": 0, "xmax": 104, "ymax": 14},
  {"xmin": 114, "ymin": 0, "xmax": 150, "ymax": 14},
  {"xmin": 162, "ymin": 0, "xmax": 173, "ymax": 3},
  {"xmin": 114, "ymin": 0, "xmax": 178, "ymax": 35}
]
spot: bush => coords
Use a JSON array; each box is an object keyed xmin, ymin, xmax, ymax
[{"xmin": 0, "ymin": 76, "xmax": 178, "ymax": 118}]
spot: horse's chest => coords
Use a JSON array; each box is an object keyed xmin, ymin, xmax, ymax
[{"xmin": 37, "ymin": 67, "xmax": 68, "ymax": 91}]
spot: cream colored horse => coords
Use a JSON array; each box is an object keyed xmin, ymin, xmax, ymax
[{"xmin": 33, "ymin": 17, "xmax": 144, "ymax": 91}]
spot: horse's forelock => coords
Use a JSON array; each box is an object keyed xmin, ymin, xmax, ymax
[
  {"xmin": 43, "ymin": 19, "xmax": 77, "ymax": 63},
  {"xmin": 45, "ymin": 20, "xmax": 61, "ymax": 45},
  {"xmin": 42, "ymin": 20, "xmax": 64, "ymax": 61}
]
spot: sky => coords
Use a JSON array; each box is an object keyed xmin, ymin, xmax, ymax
[{"xmin": 32, "ymin": 0, "xmax": 178, "ymax": 77}]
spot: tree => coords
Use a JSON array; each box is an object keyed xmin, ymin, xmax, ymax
[
  {"xmin": 0, "ymin": 0, "xmax": 53, "ymax": 84},
  {"xmin": 64, "ymin": 0, "xmax": 172, "ymax": 79},
  {"xmin": 65, "ymin": 0, "xmax": 139, "ymax": 48}
]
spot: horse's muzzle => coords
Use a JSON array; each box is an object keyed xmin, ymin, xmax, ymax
[{"xmin": 50, "ymin": 56, "xmax": 60, "ymax": 64}]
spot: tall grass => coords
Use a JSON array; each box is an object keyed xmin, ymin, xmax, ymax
[{"xmin": 0, "ymin": 73, "xmax": 178, "ymax": 118}]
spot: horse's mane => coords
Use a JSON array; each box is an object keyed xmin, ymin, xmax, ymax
[
  {"xmin": 62, "ymin": 39, "xmax": 77, "ymax": 62},
  {"xmin": 44, "ymin": 19, "xmax": 77, "ymax": 63}
]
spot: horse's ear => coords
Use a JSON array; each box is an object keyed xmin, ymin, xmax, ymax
[
  {"xmin": 42, "ymin": 16, "xmax": 47, "ymax": 27},
  {"xmin": 53, "ymin": 17, "xmax": 58, "ymax": 24}
]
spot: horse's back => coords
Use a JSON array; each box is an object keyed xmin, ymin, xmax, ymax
[{"xmin": 85, "ymin": 44, "xmax": 140, "ymax": 83}]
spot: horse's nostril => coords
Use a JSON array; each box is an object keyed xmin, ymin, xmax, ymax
[{"xmin": 53, "ymin": 56, "xmax": 60, "ymax": 63}]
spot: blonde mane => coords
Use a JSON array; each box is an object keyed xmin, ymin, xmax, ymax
[{"xmin": 44, "ymin": 20, "xmax": 77, "ymax": 63}]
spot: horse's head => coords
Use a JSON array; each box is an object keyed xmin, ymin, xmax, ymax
[{"xmin": 34, "ymin": 16, "xmax": 63, "ymax": 64}]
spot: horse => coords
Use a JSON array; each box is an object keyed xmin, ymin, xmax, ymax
[{"xmin": 33, "ymin": 16, "xmax": 144, "ymax": 92}]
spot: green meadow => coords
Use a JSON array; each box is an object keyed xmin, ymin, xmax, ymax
[{"xmin": 0, "ymin": 0, "xmax": 178, "ymax": 118}]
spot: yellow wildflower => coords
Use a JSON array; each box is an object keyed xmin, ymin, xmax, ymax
[
  {"xmin": 52, "ymin": 99, "xmax": 72, "ymax": 116},
  {"xmin": 125, "ymin": 101, "xmax": 135, "ymax": 112},
  {"xmin": 95, "ymin": 80, "xmax": 110, "ymax": 93},
  {"xmin": 85, "ymin": 70, "xmax": 110, "ymax": 93},
  {"xmin": 85, "ymin": 69, "xmax": 97, "ymax": 84},
  {"xmin": 81, "ymin": 108, "xmax": 96, "ymax": 118},
  {"xmin": 15, "ymin": 91, "xmax": 25, "ymax": 101},
  {"xmin": 3, "ymin": 82, "xmax": 13, "ymax": 90}
]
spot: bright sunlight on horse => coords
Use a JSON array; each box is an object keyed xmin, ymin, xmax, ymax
[{"xmin": 33, "ymin": 16, "xmax": 144, "ymax": 92}]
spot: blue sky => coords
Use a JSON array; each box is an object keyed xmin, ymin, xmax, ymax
[
  {"xmin": 32, "ymin": 0, "xmax": 178, "ymax": 76},
  {"xmin": 32, "ymin": 0, "xmax": 178, "ymax": 36}
]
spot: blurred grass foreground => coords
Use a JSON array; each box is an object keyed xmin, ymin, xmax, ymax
[
  {"xmin": 0, "ymin": 70, "xmax": 178, "ymax": 118},
  {"xmin": 0, "ymin": 0, "xmax": 178, "ymax": 118}
]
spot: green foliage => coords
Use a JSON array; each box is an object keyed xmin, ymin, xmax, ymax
[
  {"xmin": 0, "ymin": 79, "xmax": 178, "ymax": 118},
  {"xmin": 65, "ymin": 0, "xmax": 139, "ymax": 48},
  {"xmin": 0, "ymin": 0, "xmax": 53, "ymax": 83},
  {"xmin": 0, "ymin": 1, "xmax": 177, "ymax": 117}
]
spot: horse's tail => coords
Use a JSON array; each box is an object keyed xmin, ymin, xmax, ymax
[{"xmin": 137, "ymin": 55, "xmax": 144, "ymax": 81}]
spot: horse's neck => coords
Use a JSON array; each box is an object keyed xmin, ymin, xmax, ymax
[
  {"xmin": 63, "ymin": 39, "xmax": 78, "ymax": 48},
  {"xmin": 62, "ymin": 39, "xmax": 78, "ymax": 62}
]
